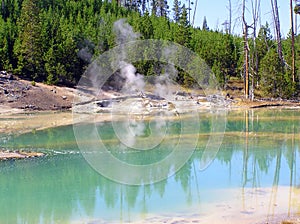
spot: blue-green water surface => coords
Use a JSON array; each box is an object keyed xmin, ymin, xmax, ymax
[{"xmin": 0, "ymin": 109, "xmax": 300, "ymax": 223}]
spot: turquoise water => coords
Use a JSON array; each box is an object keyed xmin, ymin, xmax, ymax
[{"xmin": 0, "ymin": 109, "xmax": 300, "ymax": 223}]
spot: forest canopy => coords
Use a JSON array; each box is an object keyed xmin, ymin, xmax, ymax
[{"xmin": 0, "ymin": 0, "xmax": 300, "ymax": 98}]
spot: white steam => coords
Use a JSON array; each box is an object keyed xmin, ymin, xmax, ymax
[
  {"xmin": 120, "ymin": 62, "xmax": 145, "ymax": 94},
  {"xmin": 113, "ymin": 19, "xmax": 140, "ymax": 45},
  {"xmin": 154, "ymin": 64, "xmax": 178, "ymax": 99},
  {"xmin": 112, "ymin": 19, "xmax": 145, "ymax": 94},
  {"xmin": 112, "ymin": 19, "xmax": 179, "ymax": 98}
]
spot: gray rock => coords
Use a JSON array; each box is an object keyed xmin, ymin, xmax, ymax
[{"xmin": 0, "ymin": 71, "xmax": 13, "ymax": 80}]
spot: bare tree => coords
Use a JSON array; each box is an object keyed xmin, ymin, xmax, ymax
[
  {"xmin": 242, "ymin": 0, "xmax": 250, "ymax": 99},
  {"xmin": 295, "ymin": 4, "xmax": 300, "ymax": 84},
  {"xmin": 227, "ymin": 0, "xmax": 232, "ymax": 35},
  {"xmin": 291, "ymin": 0, "xmax": 296, "ymax": 82},
  {"xmin": 250, "ymin": 0, "xmax": 261, "ymax": 100},
  {"xmin": 185, "ymin": 0, "xmax": 192, "ymax": 24},
  {"xmin": 192, "ymin": 0, "xmax": 198, "ymax": 26},
  {"xmin": 295, "ymin": 0, "xmax": 298, "ymax": 34},
  {"xmin": 295, "ymin": 12, "xmax": 297, "ymax": 35},
  {"xmin": 270, "ymin": 0, "xmax": 284, "ymax": 64},
  {"xmin": 188, "ymin": 0, "xmax": 191, "ymax": 24},
  {"xmin": 240, "ymin": 0, "xmax": 262, "ymax": 100}
]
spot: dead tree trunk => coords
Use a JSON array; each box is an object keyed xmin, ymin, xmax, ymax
[
  {"xmin": 291, "ymin": 0, "xmax": 296, "ymax": 82},
  {"xmin": 250, "ymin": 0, "xmax": 261, "ymax": 100},
  {"xmin": 295, "ymin": 0, "xmax": 298, "ymax": 34},
  {"xmin": 228, "ymin": 0, "xmax": 232, "ymax": 34},
  {"xmin": 192, "ymin": 0, "xmax": 198, "ymax": 26},
  {"xmin": 188, "ymin": 0, "xmax": 191, "ymax": 24},
  {"xmin": 243, "ymin": 0, "xmax": 249, "ymax": 99},
  {"xmin": 271, "ymin": 0, "xmax": 284, "ymax": 64}
]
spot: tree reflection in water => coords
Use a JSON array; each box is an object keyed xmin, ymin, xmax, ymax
[{"xmin": 0, "ymin": 109, "xmax": 299, "ymax": 223}]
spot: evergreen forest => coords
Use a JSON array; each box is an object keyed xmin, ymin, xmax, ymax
[{"xmin": 1, "ymin": 0, "xmax": 300, "ymax": 98}]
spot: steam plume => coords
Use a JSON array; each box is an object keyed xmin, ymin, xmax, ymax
[
  {"xmin": 113, "ymin": 19, "xmax": 145, "ymax": 94},
  {"xmin": 113, "ymin": 19, "xmax": 140, "ymax": 45}
]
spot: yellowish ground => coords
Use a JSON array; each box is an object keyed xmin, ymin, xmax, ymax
[{"xmin": 0, "ymin": 111, "xmax": 74, "ymax": 134}]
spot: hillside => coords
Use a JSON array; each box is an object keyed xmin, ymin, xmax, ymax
[
  {"xmin": 1, "ymin": 0, "xmax": 300, "ymax": 99},
  {"xmin": 0, "ymin": 71, "xmax": 74, "ymax": 112}
]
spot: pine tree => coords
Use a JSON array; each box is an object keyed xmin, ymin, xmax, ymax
[
  {"xmin": 151, "ymin": 0, "xmax": 157, "ymax": 15},
  {"xmin": 151, "ymin": 0, "xmax": 168, "ymax": 17},
  {"xmin": 259, "ymin": 49, "xmax": 288, "ymax": 97},
  {"xmin": 174, "ymin": 5, "xmax": 192, "ymax": 86},
  {"xmin": 255, "ymin": 23, "xmax": 272, "ymax": 85},
  {"xmin": 140, "ymin": 11, "xmax": 153, "ymax": 39},
  {"xmin": 0, "ymin": 18, "xmax": 16, "ymax": 71},
  {"xmin": 141, "ymin": 0, "xmax": 147, "ymax": 14},
  {"xmin": 172, "ymin": 0, "xmax": 181, "ymax": 23},
  {"xmin": 175, "ymin": 5, "xmax": 190, "ymax": 47},
  {"xmin": 44, "ymin": 45, "xmax": 60, "ymax": 84},
  {"xmin": 13, "ymin": 0, "xmax": 44, "ymax": 80},
  {"xmin": 158, "ymin": 0, "xmax": 169, "ymax": 17},
  {"xmin": 0, "ymin": 17, "xmax": 7, "ymax": 70},
  {"xmin": 202, "ymin": 16, "xmax": 209, "ymax": 31}
]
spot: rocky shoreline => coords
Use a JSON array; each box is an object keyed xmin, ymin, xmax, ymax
[
  {"xmin": 1, "ymin": 71, "xmax": 300, "ymax": 115},
  {"xmin": 1, "ymin": 72, "xmax": 300, "ymax": 163}
]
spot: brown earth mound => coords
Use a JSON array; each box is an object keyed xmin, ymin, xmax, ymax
[{"xmin": 0, "ymin": 71, "xmax": 75, "ymax": 111}]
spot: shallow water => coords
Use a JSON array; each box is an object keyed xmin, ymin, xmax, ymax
[{"xmin": 0, "ymin": 109, "xmax": 300, "ymax": 223}]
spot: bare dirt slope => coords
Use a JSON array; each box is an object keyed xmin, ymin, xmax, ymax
[{"xmin": 0, "ymin": 72, "xmax": 75, "ymax": 112}]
